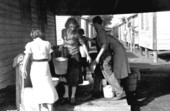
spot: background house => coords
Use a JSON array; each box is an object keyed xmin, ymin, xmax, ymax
[{"xmin": 118, "ymin": 11, "xmax": 170, "ymax": 62}]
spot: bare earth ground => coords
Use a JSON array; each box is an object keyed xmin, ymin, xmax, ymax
[
  {"xmin": 128, "ymin": 50, "xmax": 170, "ymax": 111},
  {"xmin": 1, "ymin": 50, "xmax": 170, "ymax": 111}
]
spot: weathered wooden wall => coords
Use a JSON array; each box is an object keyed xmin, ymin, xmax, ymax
[
  {"xmin": 118, "ymin": 24, "xmax": 125, "ymax": 43},
  {"xmin": 138, "ymin": 12, "xmax": 170, "ymax": 50},
  {"xmin": 0, "ymin": 0, "xmax": 56, "ymax": 89},
  {"xmin": 138, "ymin": 13, "xmax": 154, "ymax": 49},
  {"xmin": 45, "ymin": 12, "xmax": 56, "ymax": 45},
  {"xmin": 157, "ymin": 11, "xmax": 170, "ymax": 50}
]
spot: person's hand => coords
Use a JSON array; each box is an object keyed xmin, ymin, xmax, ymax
[
  {"xmin": 58, "ymin": 45, "xmax": 64, "ymax": 51},
  {"xmin": 86, "ymin": 55, "xmax": 92, "ymax": 63},
  {"xmin": 21, "ymin": 66, "xmax": 27, "ymax": 79},
  {"xmin": 89, "ymin": 60, "xmax": 97, "ymax": 73},
  {"xmin": 95, "ymin": 58, "xmax": 100, "ymax": 64},
  {"xmin": 91, "ymin": 39, "xmax": 96, "ymax": 44}
]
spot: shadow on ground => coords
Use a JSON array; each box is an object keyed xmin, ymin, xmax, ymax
[
  {"xmin": 0, "ymin": 85, "xmax": 16, "ymax": 111},
  {"xmin": 136, "ymin": 68, "xmax": 170, "ymax": 107},
  {"xmin": 158, "ymin": 52, "xmax": 170, "ymax": 62}
]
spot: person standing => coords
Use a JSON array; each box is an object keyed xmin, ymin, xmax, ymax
[
  {"xmin": 78, "ymin": 28, "xmax": 95, "ymax": 80},
  {"xmin": 21, "ymin": 28, "xmax": 58, "ymax": 111},
  {"xmin": 92, "ymin": 16, "xmax": 131, "ymax": 100},
  {"xmin": 60, "ymin": 17, "xmax": 91, "ymax": 104}
]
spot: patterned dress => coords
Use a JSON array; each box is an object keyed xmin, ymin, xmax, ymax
[
  {"xmin": 62, "ymin": 29, "xmax": 84, "ymax": 86},
  {"xmin": 24, "ymin": 38, "xmax": 58, "ymax": 104}
]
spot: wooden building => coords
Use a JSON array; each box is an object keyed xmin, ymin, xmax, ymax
[
  {"xmin": 0, "ymin": 0, "xmax": 56, "ymax": 89},
  {"xmin": 1, "ymin": 0, "xmax": 170, "ymax": 90},
  {"xmin": 138, "ymin": 11, "xmax": 170, "ymax": 62},
  {"xmin": 118, "ymin": 14, "xmax": 138, "ymax": 51},
  {"xmin": 1, "ymin": 0, "xmax": 170, "ymax": 110},
  {"xmin": 118, "ymin": 11, "xmax": 170, "ymax": 62}
]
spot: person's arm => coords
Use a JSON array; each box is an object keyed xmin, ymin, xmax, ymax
[
  {"xmin": 61, "ymin": 29, "xmax": 67, "ymax": 47},
  {"xmin": 48, "ymin": 42, "xmax": 53, "ymax": 61},
  {"xmin": 89, "ymin": 43, "xmax": 106, "ymax": 73},
  {"xmin": 21, "ymin": 53, "xmax": 30, "ymax": 79},
  {"xmin": 48, "ymin": 54, "xmax": 52, "ymax": 61},
  {"xmin": 82, "ymin": 43, "xmax": 92, "ymax": 63},
  {"xmin": 21, "ymin": 43, "xmax": 32, "ymax": 79},
  {"xmin": 95, "ymin": 44, "xmax": 106, "ymax": 63},
  {"xmin": 95, "ymin": 28, "xmax": 107, "ymax": 63},
  {"xmin": 79, "ymin": 35, "xmax": 92, "ymax": 63},
  {"xmin": 84, "ymin": 37, "xmax": 96, "ymax": 44}
]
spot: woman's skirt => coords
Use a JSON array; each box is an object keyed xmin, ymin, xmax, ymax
[
  {"xmin": 66, "ymin": 53, "xmax": 83, "ymax": 86},
  {"xmin": 30, "ymin": 61, "xmax": 58, "ymax": 104}
]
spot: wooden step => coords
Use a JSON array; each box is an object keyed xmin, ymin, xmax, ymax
[
  {"xmin": 54, "ymin": 98, "xmax": 130, "ymax": 111},
  {"xmin": 74, "ymin": 98, "xmax": 130, "ymax": 111}
]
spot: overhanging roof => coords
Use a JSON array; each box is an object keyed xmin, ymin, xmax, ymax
[{"xmin": 49, "ymin": 0, "xmax": 170, "ymax": 15}]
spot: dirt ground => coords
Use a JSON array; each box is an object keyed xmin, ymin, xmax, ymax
[
  {"xmin": 128, "ymin": 50, "xmax": 170, "ymax": 111},
  {"xmin": 1, "ymin": 50, "xmax": 170, "ymax": 111}
]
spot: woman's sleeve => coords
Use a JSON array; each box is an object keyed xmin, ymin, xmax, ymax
[
  {"xmin": 48, "ymin": 42, "xmax": 53, "ymax": 54},
  {"xmin": 78, "ymin": 34, "xmax": 85, "ymax": 45},
  {"xmin": 24, "ymin": 43, "xmax": 32, "ymax": 54}
]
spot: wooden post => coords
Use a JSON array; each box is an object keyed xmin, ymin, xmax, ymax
[
  {"xmin": 145, "ymin": 48, "xmax": 149, "ymax": 57},
  {"xmin": 135, "ymin": 45, "xmax": 139, "ymax": 53},
  {"xmin": 153, "ymin": 13, "xmax": 158, "ymax": 63},
  {"xmin": 153, "ymin": 50, "xmax": 158, "ymax": 63},
  {"xmin": 139, "ymin": 47, "xmax": 143, "ymax": 56},
  {"xmin": 16, "ymin": 67, "xmax": 20, "ymax": 111}
]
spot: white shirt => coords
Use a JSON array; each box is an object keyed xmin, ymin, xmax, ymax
[{"xmin": 24, "ymin": 38, "xmax": 53, "ymax": 60}]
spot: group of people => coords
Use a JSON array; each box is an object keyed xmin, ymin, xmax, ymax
[{"xmin": 21, "ymin": 16, "xmax": 132, "ymax": 111}]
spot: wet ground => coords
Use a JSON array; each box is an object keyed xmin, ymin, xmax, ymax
[{"xmin": 1, "ymin": 50, "xmax": 170, "ymax": 111}]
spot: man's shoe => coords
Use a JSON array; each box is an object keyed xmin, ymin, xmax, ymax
[{"xmin": 112, "ymin": 93, "xmax": 126, "ymax": 100}]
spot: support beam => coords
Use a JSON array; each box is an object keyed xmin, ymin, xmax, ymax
[
  {"xmin": 153, "ymin": 50, "xmax": 158, "ymax": 63},
  {"xmin": 145, "ymin": 48, "xmax": 149, "ymax": 57}
]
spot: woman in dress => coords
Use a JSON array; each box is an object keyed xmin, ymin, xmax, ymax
[
  {"xmin": 60, "ymin": 17, "xmax": 91, "ymax": 104},
  {"xmin": 92, "ymin": 16, "xmax": 131, "ymax": 100},
  {"xmin": 21, "ymin": 28, "xmax": 58, "ymax": 111}
]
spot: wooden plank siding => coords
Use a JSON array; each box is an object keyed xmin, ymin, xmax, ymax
[
  {"xmin": 138, "ymin": 12, "xmax": 170, "ymax": 50},
  {"xmin": 117, "ymin": 11, "xmax": 170, "ymax": 57},
  {"xmin": 0, "ymin": 0, "xmax": 56, "ymax": 89},
  {"xmin": 156, "ymin": 11, "xmax": 170, "ymax": 50},
  {"xmin": 138, "ymin": 13, "xmax": 154, "ymax": 49},
  {"xmin": 119, "ymin": 24, "xmax": 125, "ymax": 43},
  {"xmin": 133, "ymin": 17, "xmax": 139, "ymax": 45},
  {"xmin": 45, "ymin": 12, "xmax": 56, "ymax": 46}
]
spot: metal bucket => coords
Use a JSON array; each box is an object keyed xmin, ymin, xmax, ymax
[
  {"xmin": 126, "ymin": 68, "xmax": 141, "ymax": 92},
  {"xmin": 53, "ymin": 57, "xmax": 68, "ymax": 75}
]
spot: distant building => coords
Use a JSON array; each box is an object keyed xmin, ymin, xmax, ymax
[{"xmin": 118, "ymin": 11, "xmax": 170, "ymax": 63}]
